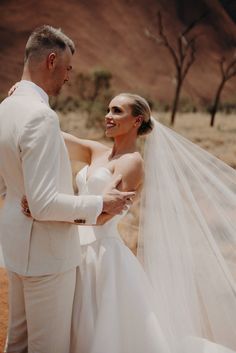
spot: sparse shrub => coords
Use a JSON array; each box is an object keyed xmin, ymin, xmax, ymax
[
  {"xmin": 0, "ymin": 95, "xmax": 7, "ymax": 103},
  {"xmin": 85, "ymin": 100, "xmax": 107, "ymax": 129},
  {"xmin": 51, "ymin": 67, "xmax": 113, "ymax": 128},
  {"xmin": 152, "ymin": 100, "xmax": 170, "ymax": 112},
  {"xmin": 152, "ymin": 98, "xmax": 197, "ymax": 113},
  {"xmin": 218, "ymin": 101, "xmax": 236, "ymax": 114},
  {"xmin": 74, "ymin": 68, "xmax": 113, "ymax": 132},
  {"xmin": 75, "ymin": 68, "xmax": 112, "ymax": 102},
  {"xmin": 92, "ymin": 68, "xmax": 112, "ymax": 100},
  {"xmin": 75, "ymin": 73, "xmax": 92, "ymax": 100},
  {"xmin": 205, "ymin": 101, "xmax": 236, "ymax": 115},
  {"xmin": 50, "ymin": 96, "xmax": 80, "ymax": 113},
  {"xmin": 178, "ymin": 98, "xmax": 197, "ymax": 113}
]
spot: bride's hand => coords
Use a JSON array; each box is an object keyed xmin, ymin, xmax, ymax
[
  {"xmin": 8, "ymin": 82, "xmax": 20, "ymax": 96},
  {"xmin": 21, "ymin": 195, "xmax": 32, "ymax": 218},
  {"xmin": 95, "ymin": 212, "xmax": 114, "ymax": 225},
  {"xmin": 102, "ymin": 175, "xmax": 135, "ymax": 216}
]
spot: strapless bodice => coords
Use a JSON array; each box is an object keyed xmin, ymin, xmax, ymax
[
  {"xmin": 76, "ymin": 165, "xmax": 113, "ymax": 196},
  {"xmin": 76, "ymin": 165, "xmax": 125, "ymax": 244}
]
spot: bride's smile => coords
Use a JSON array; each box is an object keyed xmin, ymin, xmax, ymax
[{"xmin": 105, "ymin": 95, "xmax": 143, "ymax": 138}]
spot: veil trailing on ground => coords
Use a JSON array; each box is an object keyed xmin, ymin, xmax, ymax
[{"xmin": 138, "ymin": 120, "xmax": 236, "ymax": 352}]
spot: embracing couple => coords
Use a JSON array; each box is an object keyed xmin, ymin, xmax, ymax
[
  {"xmin": 0, "ymin": 25, "xmax": 156, "ymax": 353},
  {"xmin": 1, "ymin": 25, "xmax": 236, "ymax": 353}
]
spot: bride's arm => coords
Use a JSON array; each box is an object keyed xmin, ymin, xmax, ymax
[
  {"xmin": 62, "ymin": 132, "xmax": 108, "ymax": 164},
  {"xmin": 112, "ymin": 154, "xmax": 144, "ymax": 194}
]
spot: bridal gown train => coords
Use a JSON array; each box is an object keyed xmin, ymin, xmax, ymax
[{"xmin": 70, "ymin": 165, "xmax": 236, "ymax": 353}]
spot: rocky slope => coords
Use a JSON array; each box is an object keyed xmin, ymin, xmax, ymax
[{"xmin": 0, "ymin": 0, "xmax": 235, "ymax": 105}]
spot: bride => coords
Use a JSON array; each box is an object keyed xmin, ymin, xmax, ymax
[{"xmin": 22, "ymin": 93, "xmax": 236, "ymax": 353}]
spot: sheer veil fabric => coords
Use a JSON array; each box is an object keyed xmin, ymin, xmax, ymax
[{"xmin": 138, "ymin": 120, "xmax": 236, "ymax": 352}]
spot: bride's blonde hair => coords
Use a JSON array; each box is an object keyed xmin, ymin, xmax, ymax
[{"xmin": 117, "ymin": 93, "xmax": 154, "ymax": 135}]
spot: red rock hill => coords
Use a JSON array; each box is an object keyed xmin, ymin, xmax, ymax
[{"xmin": 0, "ymin": 0, "xmax": 236, "ymax": 105}]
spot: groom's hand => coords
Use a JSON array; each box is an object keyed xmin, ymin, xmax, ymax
[
  {"xmin": 102, "ymin": 175, "xmax": 135, "ymax": 216},
  {"xmin": 21, "ymin": 195, "xmax": 32, "ymax": 218}
]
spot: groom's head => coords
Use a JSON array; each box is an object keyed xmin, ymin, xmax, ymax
[{"xmin": 24, "ymin": 25, "xmax": 75, "ymax": 96}]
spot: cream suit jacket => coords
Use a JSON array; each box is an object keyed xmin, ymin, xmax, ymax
[{"xmin": 0, "ymin": 81, "xmax": 103, "ymax": 276}]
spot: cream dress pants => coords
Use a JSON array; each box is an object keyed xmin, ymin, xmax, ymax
[{"xmin": 4, "ymin": 268, "xmax": 76, "ymax": 353}]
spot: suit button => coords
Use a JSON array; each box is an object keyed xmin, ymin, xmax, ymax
[{"xmin": 74, "ymin": 219, "xmax": 86, "ymax": 224}]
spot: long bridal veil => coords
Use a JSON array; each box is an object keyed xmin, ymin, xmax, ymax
[{"xmin": 138, "ymin": 120, "xmax": 236, "ymax": 352}]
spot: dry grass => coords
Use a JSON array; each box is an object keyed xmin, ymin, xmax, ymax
[
  {"xmin": 0, "ymin": 111, "xmax": 235, "ymax": 351},
  {"xmin": 158, "ymin": 112, "xmax": 236, "ymax": 168},
  {"xmin": 59, "ymin": 111, "xmax": 236, "ymax": 169}
]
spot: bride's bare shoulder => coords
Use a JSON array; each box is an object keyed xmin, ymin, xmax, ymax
[
  {"xmin": 119, "ymin": 152, "xmax": 144, "ymax": 169},
  {"xmin": 114, "ymin": 152, "xmax": 144, "ymax": 191}
]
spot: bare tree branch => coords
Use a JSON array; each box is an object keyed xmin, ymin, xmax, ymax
[
  {"xmin": 219, "ymin": 57, "xmax": 226, "ymax": 79},
  {"xmin": 178, "ymin": 36, "xmax": 184, "ymax": 62},
  {"xmin": 182, "ymin": 41, "xmax": 196, "ymax": 79},
  {"xmin": 210, "ymin": 53, "xmax": 236, "ymax": 126},
  {"xmin": 225, "ymin": 58, "xmax": 236, "ymax": 78},
  {"xmin": 146, "ymin": 11, "xmax": 198, "ymax": 124},
  {"xmin": 156, "ymin": 11, "xmax": 180, "ymax": 70},
  {"xmin": 227, "ymin": 69, "xmax": 236, "ymax": 79}
]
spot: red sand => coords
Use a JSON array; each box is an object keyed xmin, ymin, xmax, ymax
[{"xmin": 0, "ymin": 268, "xmax": 8, "ymax": 353}]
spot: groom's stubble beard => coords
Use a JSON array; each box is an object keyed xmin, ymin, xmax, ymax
[
  {"xmin": 50, "ymin": 50, "xmax": 72, "ymax": 96},
  {"xmin": 50, "ymin": 68, "xmax": 67, "ymax": 96},
  {"xmin": 47, "ymin": 70, "xmax": 67, "ymax": 97},
  {"xmin": 52, "ymin": 81, "xmax": 64, "ymax": 96}
]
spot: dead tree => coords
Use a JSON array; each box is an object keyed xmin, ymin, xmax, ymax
[
  {"xmin": 210, "ymin": 54, "xmax": 236, "ymax": 126},
  {"xmin": 146, "ymin": 11, "xmax": 198, "ymax": 125}
]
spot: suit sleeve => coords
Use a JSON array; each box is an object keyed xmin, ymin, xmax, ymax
[
  {"xmin": 19, "ymin": 109, "xmax": 103, "ymax": 224},
  {"xmin": 0, "ymin": 175, "xmax": 6, "ymax": 198}
]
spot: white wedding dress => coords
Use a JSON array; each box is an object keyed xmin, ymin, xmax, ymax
[
  {"xmin": 71, "ymin": 165, "xmax": 170, "ymax": 353},
  {"xmin": 70, "ymin": 164, "xmax": 236, "ymax": 353}
]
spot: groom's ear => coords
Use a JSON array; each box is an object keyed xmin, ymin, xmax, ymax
[{"xmin": 47, "ymin": 52, "xmax": 57, "ymax": 71}]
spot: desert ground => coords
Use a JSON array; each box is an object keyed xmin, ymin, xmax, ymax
[{"xmin": 0, "ymin": 111, "xmax": 235, "ymax": 351}]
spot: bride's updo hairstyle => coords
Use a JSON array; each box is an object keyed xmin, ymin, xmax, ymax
[{"xmin": 117, "ymin": 93, "xmax": 154, "ymax": 136}]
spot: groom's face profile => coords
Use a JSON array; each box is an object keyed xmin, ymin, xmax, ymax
[{"xmin": 47, "ymin": 46, "xmax": 73, "ymax": 96}]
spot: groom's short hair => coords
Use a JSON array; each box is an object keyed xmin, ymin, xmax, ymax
[{"xmin": 24, "ymin": 25, "xmax": 75, "ymax": 63}]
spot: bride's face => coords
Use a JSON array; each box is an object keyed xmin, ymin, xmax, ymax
[{"xmin": 105, "ymin": 96, "xmax": 138, "ymax": 138}]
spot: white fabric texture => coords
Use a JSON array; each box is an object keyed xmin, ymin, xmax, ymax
[
  {"xmin": 20, "ymin": 79, "xmax": 50, "ymax": 105},
  {"xmin": 71, "ymin": 165, "xmax": 170, "ymax": 353},
  {"xmin": 71, "ymin": 157, "xmax": 236, "ymax": 353},
  {"xmin": 0, "ymin": 82, "xmax": 102, "ymax": 275},
  {"xmin": 138, "ymin": 121, "xmax": 236, "ymax": 352},
  {"xmin": 5, "ymin": 268, "xmax": 76, "ymax": 353}
]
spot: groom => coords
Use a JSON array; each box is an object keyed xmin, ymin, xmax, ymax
[{"xmin": 0, "ymin": 25, "xmax": 134, "ymax": 353}]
